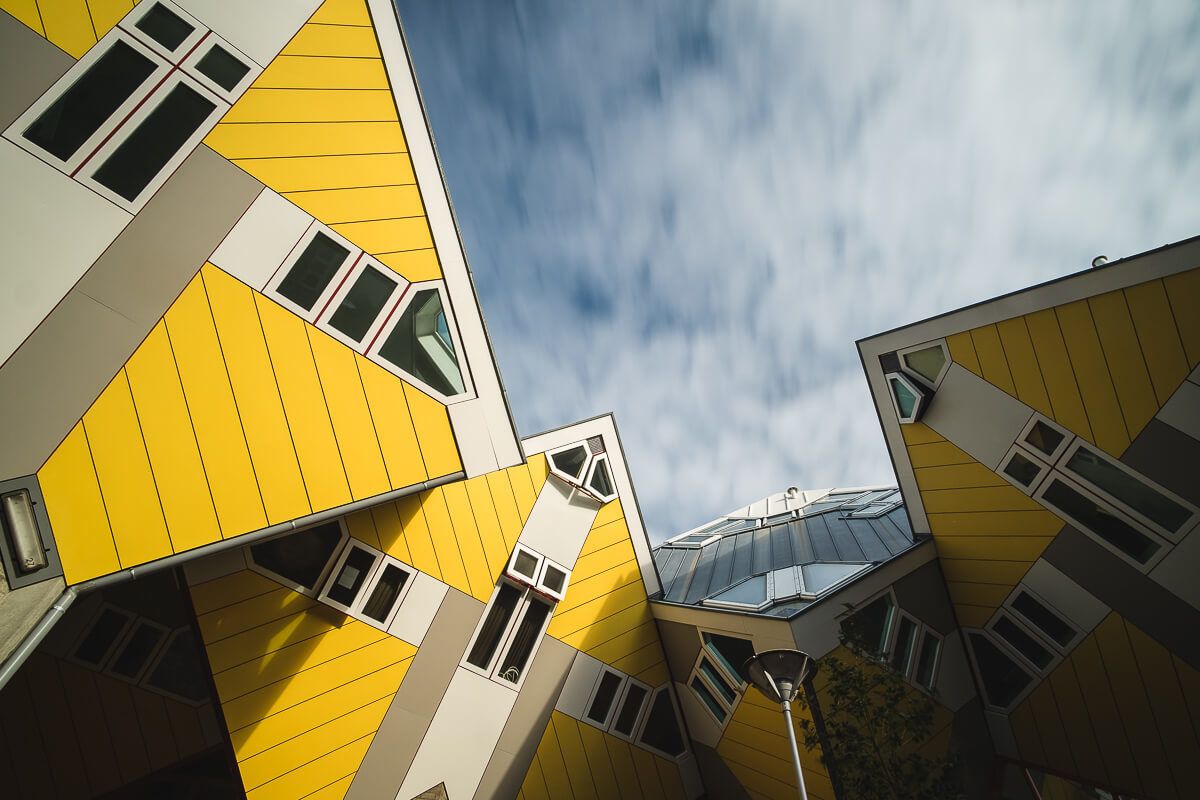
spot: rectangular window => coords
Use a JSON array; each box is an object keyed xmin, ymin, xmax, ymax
[
  {"xmin": 193, "ymin": 42, "xmax": 252, "ymax": 93},
  {"xmin": 466, "ymin": 582, "xmax": 523, "ymax": 672},
  {"xmin": 274, "ymin": 231, "xmax": 354, "ymax": 316},
  {"xmin": 142, "ymin": 628, "xmax": 208, "ymax": 705},
  {"xmin": 999, "ymin": 445, "xmax": 1050, "ymax": 494},
  {"xmin": 611, "ymin": 681, "xmax": 650, "ymax": 738},
  {"xmin": 361, "ymin": 563, "xmax": 411, "ymax": 625},
  {"xmin": 1010, "ymin": 590, "xmax": 1076, "ymax": 649},
  {"xmin": 690, "ymin": 676, "xmax": 727, "ymax": 723},
  {"xmin": 108, "ymin": 619, "xmax": 169, "ymax": 681},
  {"xmin": 698, "ymin": 657, "xmax": 737, "ymax": 705},
  {"xmin": 586, "ymin": 670, "xmax": 625, "ymax": 726},
  {"xmin": 317, "ymin": 540, "xmax": 416, "ymax": 631},
  {"xmin": 464, "ymin": 572, "xmax": 562, "ymax": 690},
  {"xmin": 495, "ymin": 597, "xmax": 552, "ymax": 685},
  {"xmin": 326, "ymin": 544, "xmax": 378, "ymax": 608},
  {"xmin": 913, "ymin": 630, "xmax": 940, "ymax": 691},
  {"xmin": 968, "ymin": 632, "xmax": 1034, "ymax": 710},
  {"xmin": 328, "ymin": 265, "xmax": 400, "ymax": 343},
  {"xmin": 842, "ymin": 591, "xmax": 895, "ymax": 656},
  {"xmin": 131, "ymin": 1, "xmax": 198, "ymax": 54},
  {"xmin": 890, "ymin": 615, "xmax": 919, "ymax": 675},
  {"xmin": 72, "ymin": 605, "xmax": 135, "ymax": 668},
  {"xmin": 1061, "ymin": 443, "xmax": 1195, "ymax": 538},
  {"xmin": 1037, "ymin": 477, "xmax": 1164, "ymax": 567},
  {"xmin": 992, "ymin": 614, "xmax": 1053, "ymax": 670}
]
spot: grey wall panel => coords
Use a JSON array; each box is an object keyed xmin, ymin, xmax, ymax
[
  {"xmin": 0, "ymin": 146, "xmax": 261, "ymax": 480},
  {"xmin": 657, "ymin": 618, "xmax": 702, "ymax": 684},
  {"xmin": 923, "ymin": 364, "xmax": 1034, "ymax": 470},
  {"xmin": 1043, "ymin": 527, "xmax": 1200, "ymax": 669},
  {"xmin": 0, "ymin": 11, "xmax": 71, "ymax": 129},
  {"xmin": 472, "ymin": 637, "xmax": 576, "ymax": 800},
  {"xmin": 1120, "ymin": 418, "xmax": 1200, "ymax": 506},
  {"xmin": 892, "ymin": 560, "xmax": 958, "ymax": 636},
  {"xmin": 346, "ymin": 589, "xmax": 484, "ymax": 800},
  {"xmin": 691, "ymin": 742, "xmax": 752, "ymax": 800}
]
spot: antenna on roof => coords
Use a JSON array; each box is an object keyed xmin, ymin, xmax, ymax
[{"xmin": 1091, "ymin": 255, "xmax": 1109, "ymax": 268}]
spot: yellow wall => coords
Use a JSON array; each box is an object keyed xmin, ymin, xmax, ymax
[
  {"xmin": 38, "ymin": 265, "xmax": 460, "ymax": 585},
  {"xmin": 0, "ymin": 0, "xmax": 136, "ymax": 58},
  {"xmin": 1009, "ymin": 612, "xmax": 1200, "ymax": 800},
  {"xmin": 546, "ymin": 499, "xmax": 671, "ymax": 687},
  {"xmin": 518, "ymin": 710, "xmax": 687, "ymax": 800}
]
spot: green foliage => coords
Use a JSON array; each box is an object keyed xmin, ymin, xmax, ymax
[{"xmin": 795, "ymin": 634, "xmax": 964, "ymax": 800}]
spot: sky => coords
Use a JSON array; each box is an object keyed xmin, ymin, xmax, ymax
[{"xmin": 394, "ymin": 0, "xmax": 1200, "ymax": 543}]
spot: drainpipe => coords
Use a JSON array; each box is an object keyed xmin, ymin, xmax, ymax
[{"xmin": 0, "ymin": 471, "xmax": 465, "ymax": 691}]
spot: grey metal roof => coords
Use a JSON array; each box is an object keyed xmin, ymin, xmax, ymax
[{"xmin": 652, "ymin": 487, "xmax": 916, "ymax": 616}]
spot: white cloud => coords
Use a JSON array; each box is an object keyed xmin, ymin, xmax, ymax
[{"xmin": 398, "ymin": 0, "xmax": 1200, "ymax": 540}]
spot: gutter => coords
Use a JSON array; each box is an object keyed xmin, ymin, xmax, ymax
[{"xmin": 0, "ymin": 470, "xmax": 465, "ymax": 691}]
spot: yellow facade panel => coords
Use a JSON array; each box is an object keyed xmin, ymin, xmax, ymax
[
  {"xmin": 402, "ymin": 383, "xmax": 462, "ymax": 478},
  {"xmin": 284, "ymin": 184, "xmax": 425, "ymax": 226},
  {"xmin": 0, "ymin": 0, "xmax": 46, "ymax": 35},
  {"xmin": 255, "ymin": 54, "xmax": 389, "ymax": 90},
  {"xmin": 84, "ymin": 372, "xmax": 173, "ymax": 567},
  {"xmin": 1089, "ymin": 290, "xmax": 1160, "ymax": 440},
  {"xmin": 356, "ymin": 355, "xmax": 428, "ymax": 490},
  {"xmin": 612, "ymin": 641, "xmax": 665, "ymax": 678},
  {"xmin": 331, "ymin": 216, "xmax": 433, "ymax": 256},
  {"xmin": 441, "ymin": 480, "xmax": 493, "ymax": 600},
  {"xmin": 635, "ymin": 661, "xmax": 670, "ymax": 687},
  {"xmin": 1164, "ymin": 267, "xmax": 1200, "ymax": 366},
  {"xmin": 926, "ymin": 509, "xmax": 1063, "ymax": 536},
  {"xmin": 205, "ymin": 606, "xmax": 342, "ymax": 675},
  {"xmin": 549, "ymin": 579, "xmax": 646, "ymax": 644},
  {"xmin": 900, "ymin": 422, "xmax": 943, "ymax": 446},
  {"xmin": 576, "ymin": 722, "xmax": 621, "ymax": 799},
  {"xmin": 591, "ymin": 498, "xmax": 625, "ymax": 530},
  {"xmin": 938, "ymin": 558, "xmax": 1030, "ymax": 586},
  {"xmin": 346, "ymin": 507, "xmax": 381, "ymax": 549},
  {"xmin": 254, "ymin": 294, "xmax": 352, "ymax": 512},
  {"xmin": 534, "ymin": 720, "xmax": 573, "ymax": 800},
  {"xmin": 199, "ymin": 587, "xmax": 315, "ymax": 644},
  {"xmin": 1124, "ymin": 280, "xmax": 1190, "ymax": 404},
  {"xmin": 1007, "ymin": 701, "xmax": 1045, "ymax": 766},
  {"xmin": 377, "ymin": 248, "xmax": 442, "ymax": 282},
  {"xmin": 996, "ymin": 317, "xmax": 1053, "ymax": 416},
  {"xmin": 210, "ymin": 122, "xmax": 408, "ymax": 160},
  {"xmin": 393, "ymin": 493, "xmax": 441, "ymax": 580},
  {"xmin": 421, "ymin": 487, "xmax": 471, "ymax": 596},
  {"xmin": 190, "ymin": 570, "xmax": 282, "ymax": 616},
  {"xmin": 604, "ymin": 736, "xmax": 643, "ymax": 797},
  {"xmin": 578, "ymin": 518, "xmax": 631, "ymax": 556},
  {"xmin": 1023, "ymin": 307, "xmax": 1094, "ymax": 442},
  {"xmin": 945, "ymin": 581, "xmax": 1009, "ymax": 609},
  {"xmin": 37, "ymin": 423, "xmax": 119, "ymax": 583},
  {"xmin": 920, "ymin": 485, "xmax": 1042, "ymax": 514},
  {"xmin": 246, "ymin": 735, "xmax": 373, "ymax": 800},
  {"xmin": 126, "ymin": 322, "xmax": 220, "ymax": 552},
  {"xmin": 553, "ymin": 713, "xmax": 599, "ymax": 800},
  {"xmin": 1045, "ymin": 655, "xmax": 1109, "ymax": 788},
  {"xmin": 907, "ymin": 440, "xmax": 973, "ymax": 469},
  {"xmin": 553, "ymin": 560, "xmax": 642, "ymax": 618},
  {"xmin": 205, "ymin": 266, "xmax": 311, "ymax": 525},
  {"xmin": 281, "ymin": 21, "xmax": 381, "ymax": 58},
  {"xmin": 229, "ymin": 153, "xmax": 414, "ymax": 194},
  {"xmin": 484, "ymin": 470, "xmax": 524, "ymax": 550},
  {"xmin": 629, "ymin": 745, "xmax": 666, "ymax": 796},
  {"xmin": 572, "ymin": 537, "xmax": 638, "ymax": 580},
  {"xmin": 369, "ymin": 500, "xmax": 412, "ymax": 564},
  {"xmin": 1056, "ymin": 300, "xmax": 1129, "ymax": 455},
  {"xmin": 1124, "ymin": 622, "xmax": 1200, "ymax": 793},
  {"xmin": 969, "ymin": 324, "xmax": 1016, "ymax": 396},
  {"xmin": 222, "ymin": 88, "xmax": 397, "ymax": 124},
  {"xmin": 1024, "ymin": 681, "xmax": 1077, "ymax": 778},
  {"xmin": 1067, "ymin": 636, "xmax": 1142, "ymax": 793},
  {"xmin": 167, "ymin": 278, "xmax": 267, "ymax": 538},
  {"xmin": 309, "ymin": 0, "xmax": 372, "ymax": 25},
  {"xmin": 952, "ymin": 605, "xmax": 994, "ymax": 629},
  {"xmin": 38, "ymin": 0, "xmax": 95, "ymax": 57},
  {"xmin": 945, "ymin": 330, "xmax": 981, "ymax": 377},
  {"xmin": 656, "ymin": 755, "xmax": 687, "ymax": 800},
  {"xmin": 932, "ymin": 535, "xmax": 1053, "ymax": 562},
  {"xmin": 307, "ymin": 327, "xmax": 391, "ymax": 501},
  {"xmin": 913, "ymin": 463, "xmax": 1006, "ymax": 491},
  {"xmin": 87, "ymin": 0, "xmax": 130, "ymax": 38},
  {"xmin": 520, "ymin": 753, "xmax": 550, "ymax": 800},
  {"xmin": 581, "ymin": 615, "xmax": 658, "ymax": 664},
  {"xmin": 465, "ymin": 475, "xmax": 508, "ymax": 578}
]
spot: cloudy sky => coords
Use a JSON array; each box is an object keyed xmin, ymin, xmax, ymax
[{"xmin": 395, "ymin": 0, "xmax": 1200, "ymax": 542}]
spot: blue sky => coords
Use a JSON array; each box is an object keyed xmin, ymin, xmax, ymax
[{"xmin": 395, "ymin": 0, "xmax": 1200, "ymax": 542}]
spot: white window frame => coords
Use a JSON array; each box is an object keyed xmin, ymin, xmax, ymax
[
  {"xmin": 687, "ymin": 647, "xmax": 743, "ymax": 726},
  {"xmin": 536, "ymin": 557, "xmax": 571, "ymax": 602},
  {"xmin": 887, "ymin": 609, "xmax": 921, "ymax": 677},
  {"xmin": 318, "ymin": 539, "xmax": 417, "ymax": 631},
  {"xmin": 910, "ymin": 626, "xmax": 943, "ymax": 692},
  {"xmin": 986, "ymin": 609, "xmax": 1064, "ymax": 678},
  {"xmin": 582, "ymin": 667, "xmax": 627, "ymax": 729},
  {"xmin": 104, "ymin": 617, "xmax": 171, "ymax": 683},
  {"xmin": 584, "ymin": 453, "xmax": 618, "ymax": 503},
  {"xmin": 634, "ymin": 685, "xmax": 690, "ymax": 762},
  {"xmin": 1003, "ymin": 585, "xmax": 1079, "ymax": 653},
  {"xmin": 121, "ymin": 0, "xmax": 208, "ymax": 62},
  {"xmin": 265, "ymin": 223, "xmax": 361, "ymax": 322},
  {"xmin": 315, "ymin": 255, "xmax": 409, "ymax": 351},
  {"xmin": 1016, "ymin": 413, "xmax": 1074, "ymax": 465},
  {"xmin": 140, "ymin": 627, "xmax": 207, "ymax": 707},
  {"xmin": 367, "ymin": 280, "xmax": 474, "ymax": 403},
  {"xmin": 897, "ymin": 339, "xmax": 951, "ymax": 390},
  {"xmin": 69, "ymin": 603, "xmax": 136, "ymax": 670},
  {"xmin": 245, "ymin": 519, "xmax": 349, "ymax": 599},
  {"xmin": 461, "ymin": 578, "xmax": 556, "ymax": 692},
  {"xmin": 885, "ymin": 371, "xmax": 929, "ymax": 424},
  {"xmin": 963, "ymin": 627, "xmax": 1038, "ymax": 713},
  {"xmin": 506, "ymin": 543, "xmax": 544, "ymax": 585},
  {"xmin": 998, "ymin": 443, "xmax": 1053, "ymax": 495},
  {"xmin": 608, "ymin": 676, "xmax": 652, "ymax": 742},
  {"xmin": 546, "ymin": 441, "xmax": 593, "ymax": 484},
  {"xmin": 178, "ymin": 30, "xmax": 262, "ymax": 103}
]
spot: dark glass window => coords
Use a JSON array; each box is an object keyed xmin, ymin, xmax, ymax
[
  {"xmin": 110, "ymin": 621, "xmax": 164, "ymax": 678},
  {"xmin": 276, "ymin": 233, "xmax": 351, "ymax": 311},
  {"xmin": 467, "ymin": 583, "xmax": 521, "ymax": 670},
  {"xmin": 993, "ymin": 615, "xmax": 1052, "ymax": 669},
  {"xmin": 613, "ymin": 683, "xmax": 648, "ymax": 736},
  {"xmin": 1003, "ymin": 450, "xmax": 1043, "ymax": 487},
  {"xmin": 135, "ymin": 3, "xmax": 195, "ymax": 51},
  {"xmin": 690, "ymin": 676, "xmax": 727, "ymax": 722},
  {"xmin": 1012, "ymin": 592, "xmax": 1074, "ymax": 647},
  {"xmin": 891, "ymin": 616, "xmax": 918, "ymax": 675},
  {"xmin": 377, "ymin": 289, "xmax": 464, "ymax": 396},
  {"xmin": 92, "ymin": 82, "xmax": 216, "ymax": 201},
  {"xmin": 326, "ymin": 545, "xmax": 377, "ymax": 607},
  {"xmin": 550, "ymin": 446, "xmax": 588, "ymax": 480},
  {"xmin": 1065, "ymin": 446, "xmax": 1191, "ymax": 533},
  {"xmin": 1042, "ymin": 479, "xmax": 1160, "ymax": 564},
  {"xmin": 75, "ymin": 608, "xmax": 132, "ymax": 665},
  {"xmin": 889, "ymin": 376, "xmax": 918, "ymax": 418},
  {"xmin": 698, "ymin": 657, "xmax": 736, "ymax": 705},
  {"xmin": 249, "ymin": 522, "xmax": 343, "ymax": 591},
  {"xmin": 144, "ymin": 630, "xmax": 207, "ymax": 702},
  {"xmin": 586, "ymin": 671, "xmax": 623, "ymax": 724},
  {"xmin": 639, "ymin": 689, "xmax": 685, "ymax": 755},
  {"xmin": 969, "ymin": 633, "xmax": 1033, "ymax": 708},
  {"xmin": 328, "ymin": 265, "xmax": 397, "ymax": 342},
  {"xmin": 914, "ymin": 631, "xmax": 939, "ymax": 690},
  {"xmin": 195, "ymin": 44, "xmax": 250, "ymax": 91},
  {"xmin": 703, "ymin": 632, "xmax": 754, "ymax": 685},
  {"xmin": 496, "ymin": 598, "xmax": 551, "ymax": 683},
  {"xmin": 541, "ymin": 564, "xmax": 567, "ymax": 595},
  {"xmin": 589, "ymin": 458, "xmax": 614, "ymax": 496},
  {"xmin": 843, "ymin": 593, "xmax": 894, "ymax": 656},
  {"xmin": 1024, "ymin": 420, "xmax": 1065, "ymax": 458},
  {"xmin": 361, "ymin": 564, "xmax": 409, "ymax": 623},
  {"xmin": 24, "ymin": 41, "xmax": 157, "ymax": 161},
  {"xmin": 511, "ymin": 549, "xmax": 540, "ymax": 580}
]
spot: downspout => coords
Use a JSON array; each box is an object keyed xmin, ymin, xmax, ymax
[
  {"xmin": 0, "ymin": 471, "xmax": 465, "ymax": 691},
  {"xmin": 804, "ymin": 678, "xmax": 845, "ymax": 800}
]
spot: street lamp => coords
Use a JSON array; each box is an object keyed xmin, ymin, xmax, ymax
[{"xmin": 741, "ymin": 649, "xmax": 817, "ymax": 800}]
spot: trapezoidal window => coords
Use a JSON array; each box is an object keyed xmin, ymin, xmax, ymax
[
  {"xmin": 897, "ymin": 340, "xmax": 950, "ymax": 389},
  {"xmin": 374, "ymin": 284, "xmax": 467, "ymax": 399},
  {"xmin": 638, "ymin": 686, "xmax": 686, "ymax": 758},
  {"xmin": 248, "ymin": 521, "xmax": 347, "ymax": 597},
  {"xmin": 275, "ymin": 232, "xmax": 355, "ymax": 315},
  {"xmin": 967, "ymin": 632, "xmax": 1034, "ymax": 711},
  {"xmin": 841, "ymin": 591, "xmax": 895, "ymax": 657}
]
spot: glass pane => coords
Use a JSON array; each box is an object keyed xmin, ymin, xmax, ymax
[
  {"xmin": 249, "ymin": 522, "xmax": 343, "ymax": 591},
  {"xmin": 613, "ymin": 684, "xmax": 648, "ymax": 736},
  {"xmin": 92, "ymin": 82, "xmax": 216, "ymax": 202},
  {"xmin": 195, "ymin": 43, "xmax": 250, "ymax": 91},
  {"xmin": 889, "ymin": 377, "xmax": 917, "ymax": 418},
  {"xmin": 914, "ymin": 631, "xmax": 939, "ymax": 690},
  {"xmin": 1042, "ymin": 479, "xmax": 1160, "ymax": 564},
  {"xmin": 586, "ymin": 671, "xmax": 622, "ymax": 723},
  {"xmin": 378, "ymin": 289, "xmax": 465, "ymax": 396},
  {"xmin": 135, "ymin": 2, "xmax": 195, "ymax": 51},
  {"xmin": 903, "ymin": 345, "xmax": 946, "ymax": 384},
  {"xmin": 698, "ymin": 658, "xmax": 737, "ymax": 705},
  {"xmin": 640, "ymin": 689, "xmax": 686, "ymax": 755},
  {"xmin": 25, "ymin": 41, "xmax": 157, "ymax": 161},
  {"xmin": 703, "ymin": 633, "xmax": 755, "ymax": 685},
  {"xmin": 1065, "ymin": 446, "xmax": 1190, "ymax": 533},
  {"xmin": 361, "ymin": 564, "xmax": 409, "ymax": 623},
  {"xmin": 110, "ymin": 621, "xmax": 163, "ymax": 678},
  {"xmin": 843, "ymin": 593, "xmax": 894, "ymax": 656},
  {"xmin": 540, "ymin": 564, "xmax": 567, "ymax": 595},
  {"xmin": 1012, "ymin": 591, "xmax": 1074, "ymax": 647},
  {"xmin": 550, "ymin": 446, "xmax": 588, "ymax": 480},
  {"xmin": 327, "ymin": 545, "xmax": 377, "ymax": 607},
  {"xmin": 706, "ymin": 575, "xmax": 767, "ymax": 608},
  {"xmin": 276, "ymin": 233, "xmax": 350, "ymax": 311},
  {"xmin": 1024, "ymin": 420, "xmax": 1065, "ymax": 458},
  {"xmin": 969, "ymin": 633, "xmax": 1033, "ymax": 708},
  {"xmin": 466, "ymin": 583, "xmax": 521, "ymax": 670},
  {"xmin": 328, "ymin": 265, "xmax": 397, "ymax": 342},
  {"xmin": 993, "ymin": 615, "xmax": 1052, "ymax": 669},
  {"xmin": 1003, "ymin": 450, "xmax": 1043, "ymax": 487},
  {"xmin": 802, "ymin": 563, "xmax": 868, "ymax": 595},
  {"xmin": 75, "ymin": 608, "xmax": 130, "ymax": 665},
  {"xmin": 690, "ymin": 676, "xmax": 727, "ymax": 722},
  {"xmin": 512, "ymin": 550, "xmax": 539, "ymax": 580},
  {"xmin": 890, "ymin": 617, "xmax": 918, "ymax": 675},
  {"xmin": 496, "ymin": 598, "xmax": 551, "ymax": 683},
  {"xmin": 589, "ymin": 458, "xmax": 614, "ymax": 497},
  {"xmin": 144, "ymin": 630, "xmax": 207, "ymax": 702}
]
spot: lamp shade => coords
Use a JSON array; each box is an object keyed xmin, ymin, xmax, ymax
[{"xmin": 740, "ymin": 649, "xmax": 817, "ymax": 704}]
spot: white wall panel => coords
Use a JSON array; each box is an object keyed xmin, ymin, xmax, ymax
[
  {"xmin": 209, "ymin": 189, "xmax": 311, "ymax": 290},
  {"xmin": 388, "ymin": 572, "xmax": 449, "ymax": 646},
  {"xmin": 447, "ymin": 399, "xmax": 499, "ymax": 477},
  {"xmin": 1150, "ymin": 527, "xmax": 1200, "ymax": 611},
  {"xmin": 1021, "ymin": 559, "xmax": 1110, "ymax": 634},
  {"xmin": 183, "ymin": 0, "xmax": 322, "ymax": 65},
  {"xmin": 1157, "ymin": 379, "xmax": 1200, "ymax": 441},
  {"xmin": 555, "ymin": 651, "xmax": 602, "ymax": 719},
  {"xmin": 923, "ymin": 364, "xmax": 1034, "ymax": 470},
  {"xmin": 516, "ymin": 478, "xmax": 599, "ymax": 569}
]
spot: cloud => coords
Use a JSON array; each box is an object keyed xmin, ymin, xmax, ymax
[{"xmin": 396, "ymin": 0, "xmax": 1200, "ymax": 541}]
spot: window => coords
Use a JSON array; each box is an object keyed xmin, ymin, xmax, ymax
[
  {"xmin": 702, "ymin": 631, "xmax": 755, "ymax": 684},
  {"xmin": 637, "ymin": 687, "xmax": 687, "ymax": 758},
  {"xmin": 271, "ymin": 229, "xmax": 356, "ymax": 317},
  {"xmin": 586, "ymin": 455, "xmax": 616, "ymax": 499},
  {"xmin": 504, "ymin": 544, "xmax": 570, "ymax": 601},
  {"xmin": 6, "ymin": 1, "xmax": 259, "ymax": 211},
  {"xmin": 912, "ymin": 629, "xmax": 941, "ymax": 691},
  {"xmin": 897, "ymin": 340, "xmax": 950, "ymax": 389},
  {"xmin": 611, "ymin": 680, "xmax": 651, "ymax": 739},
  {"xmin": 967, "ymin": 632, "xmax": 1034, "ymax": 711},
  {"xmin": 463, "ymin": 568, "xmax": 563, "ymax": 690},
  {"xmin": 1008, "ymin": 590, "xmax": 1077, "ymax": 650},
  {"xmin": 990, "ymin": 614, "xmax": 1053, "ymax": 670},
  {"xmin": 842, "ymin": 592, "xmax": 895, "ymax": 656},
  {"xmin": 999, "ymin": 445, "xmax": 1051, "ymax": 493},
  {"xmin": 585, "ymin": 669, "xmax": 625, "ymax": 726},
  {"xmin": 142, "ymin": 628, "xmax": 209, "ymax": 705},
  {"xmin": 688, "ymin": 635, "xmax": 746, "ymax": 726},
  {"xmin": 248, "ymin": 521, "xmax": 347, "ymax": 597},
  {"xmin": 1020, "ymin": 416, "xmax": 1070, "ymax": 463},
  {"xmin": 107, "ymin": 618, "xmax": 170, "ymax": 681},
  {"xmin": 72, "ymin": 604, "xmax": 135, "ymax": 668},
  {"xmin": 885, "ymin": 372, "xmax": 929, "ymax": 424},
  {"xmin": 890, "ymin": 613, "xmax": 919, "ymax": 674},
  {"xmin": 842, "ymin": 592, "xmax": 943, "ymax": 692},
  {"xmin": 327, "ymin": 263, "xmax": 402, "ymax": 344},
  {"xmin": 374, "ymin": 285, "xmax": 468, "ymax": 399},
  {"xmin": 319, "ymin": 541, "xmax": 416, "ymax": 631},
  {"xmin": 545, "ymin": 439, "xmax": 619, "ymax": 503},
  {"xmin": 1037, "ymin": 476, "xmax": 1164, "ymax": 567}
]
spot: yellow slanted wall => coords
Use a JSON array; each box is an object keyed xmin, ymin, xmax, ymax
[
  {"xmin": 0, "ymin": 0, "xmax": 132, "ymax": 58},
  {"xmin": 204, "ymin": 0, "xmax": 443, "ymax": 283},
  {"xmin": 38, "ymin": 265, "xmax": 461, "ymax": 584}
]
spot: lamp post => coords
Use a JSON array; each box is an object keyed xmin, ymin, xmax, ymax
[{"xmin": 741, "ymin": 649, "xmax": 817, "ymax": 800}]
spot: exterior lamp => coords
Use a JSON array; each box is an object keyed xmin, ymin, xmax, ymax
[
  {"xmin": 1, "ymin": 489, "xmax": 47, "ymax": 574},
  {"xmin": 741, "ymin": 649, "xmax": 817, "ymax": 800}
]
